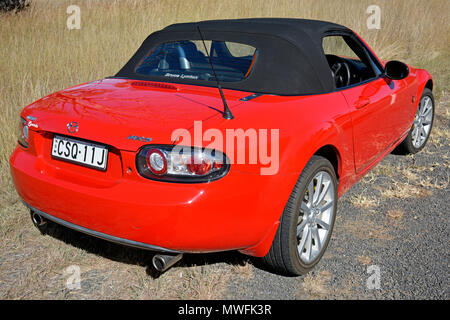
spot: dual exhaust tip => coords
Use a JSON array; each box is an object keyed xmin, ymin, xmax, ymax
[{"xmin": 30, "ymin": 210, "xmax": 182, "ymax": 273}]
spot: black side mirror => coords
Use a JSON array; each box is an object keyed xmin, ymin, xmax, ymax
[{"xmin": 384, "ymin": 60, "xmax": 409, "ymax": 80}]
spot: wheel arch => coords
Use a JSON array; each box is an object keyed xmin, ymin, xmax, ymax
[
  {"xmin": 313, "ymin": 144, "xmax": 341, "ymax": 180},
  {"xmin": 415, "ymin": 69, "xmax": 433, "ymax": 105},
  {"xmin": 240, "ymin": 143, "xmax": 344, "ymax": 258},
  {"xmin": 425, "ymin": 79, "xmax": 433, "ymax": 91},
  {"xmin": 239, "ymin": 93, "xmax": 352, "ymax": 258}
]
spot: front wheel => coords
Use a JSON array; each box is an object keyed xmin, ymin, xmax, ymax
[
  {"xmin": 396, "ymin": 88, "xmax": 434, "ymax": 154},
  {"xmin": 263, "ymin": 155, "xmax": 338, "ymax": 276}
]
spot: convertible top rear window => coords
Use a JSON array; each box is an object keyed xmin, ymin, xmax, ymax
[
  {"xmin": 135, "ymin": 40, "xmax": 257, "ymax": 82},
  {"xmin": 116, "ymin": 19, "xmax": 367, "ymax": 95}
]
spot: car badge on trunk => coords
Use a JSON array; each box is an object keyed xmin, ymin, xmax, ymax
[
  {"xmin": 127, "ymin": 135, "xmax": 152, "ymax": 142},
  {"xmin": 67, "ymin": 122, "xmax": 79, "ymax": 133}
]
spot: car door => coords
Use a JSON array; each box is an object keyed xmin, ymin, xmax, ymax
[
  {"xmin": 342, "ymin": 77, "xmax": 409, "ymax": 173},
  {"xmin": 322, "ymin": 33, "xmax": 408, "ymax": 173}
]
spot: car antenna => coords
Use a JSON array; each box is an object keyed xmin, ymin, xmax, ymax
[{"xmin": 196, "ymin": 25, "xmax": 234, "ymax": 120}]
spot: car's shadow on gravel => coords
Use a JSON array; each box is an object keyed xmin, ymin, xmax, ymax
[{"xmin": 40, "ymin": 219, "xmax": 271, "ymax": 279}]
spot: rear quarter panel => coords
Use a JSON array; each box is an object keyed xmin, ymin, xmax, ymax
[{"xmin": 194, "ymin": 91, "xmax": 354, "ymax": 256}]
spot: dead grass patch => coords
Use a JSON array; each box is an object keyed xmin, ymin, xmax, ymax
[
  {"xmin": 350, "ymin": 193, "xmax": 380, "ymax": 208},
  {"xmin": 300, "ymin": 271, "xmax": 364, "ymax": 299},
  {"xmin": 357, "ymin": 255, "xmax": 372, "ymax": 265},
  {"xmin": 417, "ymin": 176, "xmax": 449, "ymax": 190},
  {"xmin": 230, "ymin": 260, "xmax": 254, "ymax": 279},
  {"xmin": 431, "ymin": 124, "xmax": 450, "ymax": 141},
  {"xmin": 378, "ymin": 182, "xmax": 432, "ymax": 199},
  {"xmin": 386, "ymin": 209, "xmax": 404, "ymax": 219},
  {"xmin": 170, "ymin": 266, "xmax": 229, "ymax": 300},
  {"xmin": 342, "ymin": 219, "xmax": 394, "ymax": 241},
  {"xmin": 372, "ymin": 163, "xmax": 398, "ymax": 176},
  {"xmin": 400, "ymin": 170, "xmax": 419, "ymax": 182},
  {"xmin": 329, "ymin": 273, "xmax": 365, "ymax": 299},
  {"xmin": 301, "ymin": 270, "xmax": 332, "ymax": 299}
]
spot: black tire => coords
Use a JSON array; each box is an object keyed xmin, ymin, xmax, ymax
[
  {"xmin": 263, "ymin": 155, "xmax": 338, "ymax": 276},
  {"xmin": 395, "ymin": 88, "xmax": 434, "ymax": 155}
]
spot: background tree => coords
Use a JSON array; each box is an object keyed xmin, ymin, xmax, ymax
[{"xmin": 0, "ymin": 0, "xmax": 31, "ymax": 13}]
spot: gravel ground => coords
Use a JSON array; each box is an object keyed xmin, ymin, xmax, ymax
[
  {"xmin": 223, "ymin": 97, "xmax": 450, "ymax": 300},
  {"xmin": 225, "ymin": 172, "xmax": 449, "ymax": 299}
]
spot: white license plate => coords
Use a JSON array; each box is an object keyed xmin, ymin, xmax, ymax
[{"xmin": 51, "ymin": 135, "xmax": 109, "ymax": 171}]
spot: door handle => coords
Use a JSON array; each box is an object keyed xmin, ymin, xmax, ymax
[{"xmin": 355, "ymin": 98, "xmax": 370, "ymax": 109}]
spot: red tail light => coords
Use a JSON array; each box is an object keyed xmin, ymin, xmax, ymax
[
  {"xmin": 18, "ymin": 117, "xmax": 29, "ymax": 148},
  {"xmin": 187, "ymin": 156, "xmax": 212, "ymax": 175},
  {"xmin": 136, "ymin": 145, "xmax": 230, "ymax": 183},
  {"xmin": 146, "ymin": 148, "xmax": 167, "ymax": 175}
]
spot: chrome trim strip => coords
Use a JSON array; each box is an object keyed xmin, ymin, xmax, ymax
[{"xmin": 23, "ymin": 202, "xmax": 181, "ymax": 254}]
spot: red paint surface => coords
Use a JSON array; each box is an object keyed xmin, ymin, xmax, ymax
[{"xmin": 10, "ymin": 63, "xmax": 432, "ymax": 257}]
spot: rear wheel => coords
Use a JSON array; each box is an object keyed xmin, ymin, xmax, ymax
[
  {"xmin": 263, "ymin": 155, "xmax": 338, "ymax": 276},
  {"xmin": 396, "ymin": 88, "xmax": 434, "ymax": 154}
]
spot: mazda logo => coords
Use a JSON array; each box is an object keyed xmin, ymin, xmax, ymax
[{"xmin": 67, "ymin": 122, "xmax": 79, "ymax": 133}]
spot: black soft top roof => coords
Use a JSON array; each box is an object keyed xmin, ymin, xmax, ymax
[{"xmin": 115, "ymin": 18, "xmax": 352, "ymax": 95}]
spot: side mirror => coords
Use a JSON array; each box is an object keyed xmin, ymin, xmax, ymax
[{"xmin": 384, "ymin": 60, "xmax": 409, "ymax": 80}]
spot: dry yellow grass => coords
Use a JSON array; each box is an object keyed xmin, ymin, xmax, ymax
[
  {"xmin": 299, "ymin": 270, "xmax": 365, "ymax": 299},
  {"xmin": 386, "ymin": 209, "xmax": 404, "ymax": 219},
  {"xmin": 0, "ymin": 0, "xmax": 449, "ymax": 299},
  {"xmin": 1, "ymin": 0, "xmax": 449, "ymax": 173},
  {"xmin": 341, "ymin": 219, "xmax": 394, "ymax": 241},
  {"xmin": 301, "ymin": 270, "xmax": 332, "ymax": 299},
  {"xmin": 350, "ymin": 193, "xmax": 380, "ymax": 208},
  {"xmin": 379, "ymin": 181, "xmax": 432, "ymax": 199},
  {"xmin": 357, "ymin": 255, "xmax": 372, "ymax": 265},
  {"xmin": 231, "ymin": 259, "xmax": 254, "ymax": 279}
]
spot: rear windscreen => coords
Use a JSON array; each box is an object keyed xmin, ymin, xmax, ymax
[{"xmin": 135, "ymin": 40, "xmax": 257, "ymax": 82}]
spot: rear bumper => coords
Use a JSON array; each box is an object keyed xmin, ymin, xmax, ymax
[
  {"xmin": 24, "ymin": 202, "xmax": 180, "ymax": 253},
  {"xmin": 9, "ymin": 144, "xmax": 286, "ymax": 255}
]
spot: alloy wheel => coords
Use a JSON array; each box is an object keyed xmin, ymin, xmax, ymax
[
  {"xmin": 297, "ymin": 171, "xmax": 335, "ymax": 264},
  {"xmin": 412, "ymin": 95, "xmax": 433, "ymax": 149}
]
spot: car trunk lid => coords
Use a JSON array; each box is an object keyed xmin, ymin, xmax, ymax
[{"xmin": 23, "ymin": 78, "xmax": 248, "ymax": 151}]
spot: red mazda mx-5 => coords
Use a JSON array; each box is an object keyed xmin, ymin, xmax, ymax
[{"xmin": 10, "ymin": 19, "xmax": 434, "ymax": 275}]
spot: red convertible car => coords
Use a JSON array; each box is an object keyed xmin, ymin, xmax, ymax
[{"xmin": 10, "ymin": 19, "xmax": 434, "ymax": 275}]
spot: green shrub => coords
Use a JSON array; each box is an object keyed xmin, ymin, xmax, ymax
[{"xmin": 0, "ymin": 0, "xmax": 31, "ymax": 13}]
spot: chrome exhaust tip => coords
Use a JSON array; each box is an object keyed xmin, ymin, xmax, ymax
[
  {"xmin": 31, "ymin": 211, "xmax": 47, "ymax": 227},
  {"xmin": 152, "ymin": 253, "xmax": 183, "ymax": 272}
]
